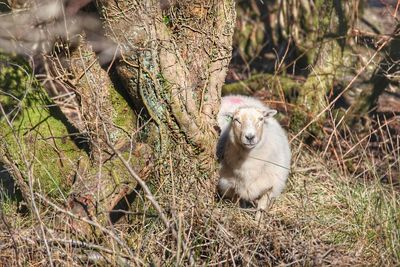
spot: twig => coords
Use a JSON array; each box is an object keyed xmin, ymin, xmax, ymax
[
  {"xmin": 342, "ymin": 116, "xmax": 398, "ymax": 158},
  {"xmin": 290, "ymin": 37, "xmax": 391, "ymax": 143},
  {"xmin": 104, "ymin": 135, "xmax": 195, "ymax": 265},
  {"xmin": 34, "ymin": 193, "xmax": 141, "ymax": 265},
  {"xmin": 35, "ymin": 237, "xmax": 131, "ymax": 259},
  {"xmin": 0, "ymin": 98, "xmax": 55, "ymax": 267},
  {"xmin": 19, "ymin": 235, "xmax": 134, "ymax": 265},
  {"xmin": 0, "ymin": 208, "xmax": 20, "ymax": 266}
]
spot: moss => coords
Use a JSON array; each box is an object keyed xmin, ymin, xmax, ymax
[
  {"xmin": 289, "ymin": 107, "xmax": 308, "ymax": 134},
  {"xmin": 110, "ymin": 84, "xmax": 136, "ymax": 134},
  {"xmin": 0, "ymin": 54, "xmax": 85, "ymax": 199},
  {"xmin": 222, "ymin": 73, "xmax": 301, "ymax": 97},
  {"xmin": 0, "ymin": 54, "xmax": 33, "ymax": 113},
  {"xmin": 292, "ymin": 39, "xmax": 344, "ymax": 138},
  {"xmin": 163, "ymin": 15, "xmax": 171, "ymax": 26},
  {"xmin": 289, "ymin": 106, "xmax": 323, "ymax": 138}
]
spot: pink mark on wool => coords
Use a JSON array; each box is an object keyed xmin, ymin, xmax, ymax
[{"xmin": 227, "ymin": 97, "xmax": 243, "ymax": 104}]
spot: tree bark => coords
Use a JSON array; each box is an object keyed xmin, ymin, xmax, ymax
[
  {"xmin": 96, "ymin": 0, "xmax": 236, "ymax": 162},
  {"xmin": 344, "ymin": 25, "xmax": 400, "ymax": 126}
]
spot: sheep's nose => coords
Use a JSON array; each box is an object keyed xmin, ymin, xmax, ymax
[{"xmin": 245, "ymin": 133, "xmax": 255, "ymax": 142}]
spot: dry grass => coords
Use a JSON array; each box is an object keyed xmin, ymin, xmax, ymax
[{"xmin": 1, "ymin": 123, "xmax": 399, "ymax": 265}]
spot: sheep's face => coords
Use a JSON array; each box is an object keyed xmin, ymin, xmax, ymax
[{"xmin": 230, "ymin": 107, "xmax": 277, "ymax": 149}]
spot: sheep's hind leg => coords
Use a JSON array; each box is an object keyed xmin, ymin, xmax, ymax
[{"xmin": 255, "ymin": 193, "xmax": 273, "ymax": 221}]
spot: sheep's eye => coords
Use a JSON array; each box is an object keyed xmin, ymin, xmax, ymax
[
  {"xmin": 233, "ymin": 118, "xmax": 241, "ymax": 124},
  {"xmin": 258, "ymin": 117, "xmax": 264, "ymax": 122}
]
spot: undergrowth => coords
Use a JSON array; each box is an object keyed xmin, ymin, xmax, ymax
[{"xmin": 1, "ymin": 125, "xmax": 399, "ymax": 265}]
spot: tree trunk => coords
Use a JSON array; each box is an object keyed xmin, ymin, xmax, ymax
[
  {"xmin": 96, "ymin": 0, "xmax": 235, "ymax": 162},
  {"xmin": 344, "ymin": 25, "xmax": 400, "ymax": 127},
  {"xmin": 230, "ymin": 0, "xmax": 357, "ymax": 137}
]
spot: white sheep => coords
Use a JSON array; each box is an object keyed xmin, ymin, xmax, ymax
[{"xmin": 216, "ymin": 95, "xmax": 291, "ymax": 220}]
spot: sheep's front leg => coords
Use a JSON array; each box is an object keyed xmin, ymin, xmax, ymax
[
  {"xmin": 218, "ymin": 166, "xmax": 237, "ymax": 201},
  {"xmin": 217, "ymin": 177, "xmax": 236, "ymax": 200},
  {"xmin": 255, "ymin": 193, "xmax": 273, "ymax": 221}
]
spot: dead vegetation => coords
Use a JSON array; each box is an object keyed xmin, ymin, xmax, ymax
[
  {"xmin": 0, "ymin": 0, "xmax": 400, "ymax": 266},
  {"xmin": 1, "ymin": 129, "xmax": 399, "ymax": 265}
]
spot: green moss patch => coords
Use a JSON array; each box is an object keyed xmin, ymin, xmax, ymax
[{"xmin": 0, "ymin": 54, "xmax": 85, "ymax": 198}]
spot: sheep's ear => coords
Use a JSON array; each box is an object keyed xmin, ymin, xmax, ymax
[{"xmin": 263, "ymin": 109, "xmax": 277, "ymax": 118}]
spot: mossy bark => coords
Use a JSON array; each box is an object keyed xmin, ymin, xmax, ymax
[
  {"xmin": 0, "ymin": 45, "xmax": 151, "ymax": 229},
  {"xmin": 55, "ymin": 38, "xmax": 152, "ymax": 227},
  {"xmin": 96, "ymin": 0, "xmax": 236, "ymax": 164},
  {"xmin": 0, "ymin": 54, "xmax": 86, "ymax": 202},
  {"xmin": 291, "ymin": 40, "xmax": 344, "ymax": 133},
  {"xmin": 289, "ymin": 0, "xmax": 352, "ymax": 135}
]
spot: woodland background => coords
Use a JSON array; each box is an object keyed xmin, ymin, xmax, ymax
[{"xmin": 0, "ymin": 0, "xmax": 399, "ymax": 265}]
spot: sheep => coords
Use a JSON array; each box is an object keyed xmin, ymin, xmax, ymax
[{"xmin": 216, "ymin": 95, "xmax": 291, "ymax": 220}]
